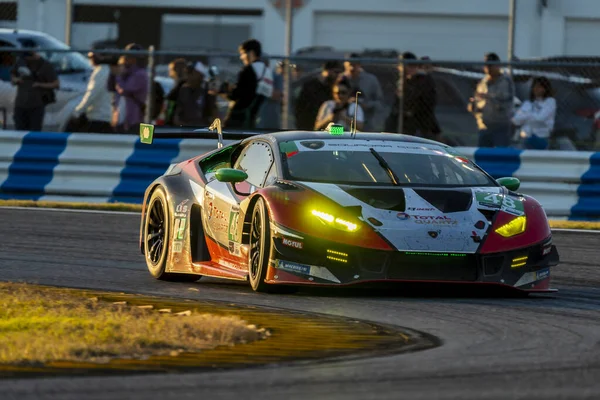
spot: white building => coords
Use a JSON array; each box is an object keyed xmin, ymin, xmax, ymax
[{"xmin": 6, "ymin": 0, "xmax": 600, "ymax": 60}]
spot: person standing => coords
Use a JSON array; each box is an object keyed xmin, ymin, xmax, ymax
[
  {"xmin": 343, "ymin": 53, "xmax": 384, "ymax": 131},
  {"xmin": 68, "ymin": 51, "xmax": 112, "ymax": 133},
  {"xmin": 108, "ymin": 43, "xmax": 148, "ymax": 133},
  {"xmin": 164, "ymin": 58, "xmax": 188, "ymax": 125},
  {"xmin": 10, "ymin": 40, "xmax": 59, "ymax": 131},
  {"xmin": 174, "ymin": 61, "xmax": 218, "ymax": 126},
  {"xmin": 511, "ymin": 76, "xmax": 556, "ymax": 150},
  {"xmin": 223, "ymin": 39, "xmax": 273, "ymax": 129},
  {"xmin": 294, "ymin": 60, "xmax": 343, "ymax": 130},
  {"xmin": 314, "ymin": 77, "xmax": 364, "ymax": 131},
  {"xmin": 468, "ymin": 52, "xmax": 515, "ymax": 147}
]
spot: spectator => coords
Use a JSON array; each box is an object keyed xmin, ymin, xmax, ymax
[
  {"xmin": 314, "ymin": 77, "xmax": 364, "ymax": 131},
  {"xmin": 385, "ymin": 52, "xmax": 440, "ymax": 139},
  {"xmin": 67, "ymin": 51, "xmax": 112, "ymax": 133},
  {"xmin": 343, "ymin": 53, "xmax": 384, "ymax": 131},
  {"xmin": 294, "ymin": 60, "xmax": 342, "ymax": 130},
  {"xmin": 223, "ymin": 39, "xmax": 273, "ymax": 129},
  {"xmin": 164, "ymin": 58, "xmax": 188, "ymax": 125},
  {"xmin": 256, "ymin": 56, "xmax": 283, "ymax": 130},
  {"xmin": 174, "ymin": 61, "xmax": 218, "ymax": 126},
  {"xmin": 511, "ymin": 76, "xmax": 556, "ymax": 150},
  {"xmin": 468, "ymin": 52, "xmax": 515, "ymax": 147},
  {"xmin": 109, "ymin": 43, "xmax": 148, "ymax": 133},
  {"xmin": 10, "ymin": 40, "xmax": 59, "ymax": 131}
]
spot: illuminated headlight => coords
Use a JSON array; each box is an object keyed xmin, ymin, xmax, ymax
[
  {"xmin": 311, "ymin": 209, "xmax": 360, "ymax": 232},
  {"xmin": 495, "ymin": 216, "xmax": 527, "ymax": 238}
]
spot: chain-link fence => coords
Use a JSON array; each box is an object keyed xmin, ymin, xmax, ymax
[{"xmin": 1, "ymin": 43, "xmax": 600, "ymax": 151}]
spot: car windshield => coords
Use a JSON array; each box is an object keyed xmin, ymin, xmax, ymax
[
  {"xmin": 280, "ymin": 139, "xmax": 496, "ymax": 187},
  {"xmin": 19, "ymin": 36, "xmax": 91, "ymax": 74}
]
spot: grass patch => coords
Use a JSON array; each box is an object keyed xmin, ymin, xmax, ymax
[
  {"xmin": 548, "ymin": 220, "xmax": 600, "ymax": 230},
  {"xmin": 0, "ymin": 282, "xmax": 267, "ymax": 365}
]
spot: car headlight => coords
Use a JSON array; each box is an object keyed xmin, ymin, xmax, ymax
[
  {"xmin": 311, "ymin": 209, "xmax": 360, "ymax": 232},
  {"xmin": 495, "ymin": 216, "xmax": 527, "ymax": 237}
]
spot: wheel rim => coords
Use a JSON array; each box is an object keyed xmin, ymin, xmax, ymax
[
  {"xmin": 146, "ymin": 198, "xmax": 166, "ymax": 265},
  {"xmin": 249, "ymin": 208, "xmax": 262, "ymax": 279}
]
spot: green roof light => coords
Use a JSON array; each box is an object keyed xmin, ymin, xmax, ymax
[{"xmin": 327, "ymin": 124, "xmax": 344, "ymax": 135}]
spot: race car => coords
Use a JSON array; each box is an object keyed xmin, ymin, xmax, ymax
[{"xmin": 138, "ymin": 119, "xmax": 559, "ymax": 294}]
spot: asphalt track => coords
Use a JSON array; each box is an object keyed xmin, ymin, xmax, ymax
[{"xmin": 1, "ymin": 208, "xmax": 600, "ymax": 400}]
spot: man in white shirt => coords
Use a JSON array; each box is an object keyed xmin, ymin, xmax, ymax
[{"xmin": 70, "ymin": 51, "xmax": 113, "ymax": 133}]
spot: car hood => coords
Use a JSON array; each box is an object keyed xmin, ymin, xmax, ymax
[{"xmin": 298, "ymin": 182, "xmax": 524, "ymax": 254}]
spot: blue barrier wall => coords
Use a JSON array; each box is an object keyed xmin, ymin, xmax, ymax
[{"xmin": 0, "ymin": 131, "xmax": 598, "ymax": 220}]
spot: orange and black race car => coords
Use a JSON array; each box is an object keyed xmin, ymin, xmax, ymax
[{"xmin": 138, "ymin": 119, "xmax": 559, "ymax": 294}]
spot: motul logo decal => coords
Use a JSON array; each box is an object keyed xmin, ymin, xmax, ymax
[{"xmin": 282, "ymin": 237, "xmax": 303, "ymax": 249}]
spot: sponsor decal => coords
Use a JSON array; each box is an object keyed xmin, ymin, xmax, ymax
[
  {"xmin": 274, "ymin": 260, "xmax": 341, "ymax": 283},
  {"xmin": 176, "ymin": 199, "xmax": 189, "ymax": 214},
  {"xmin": 276, "ymin": 260, "xmax": 311, "ymax": 275},
  {"xmin": 476, "ymin": 192, "xmax": 503, "ymax": 209},
  {"xmin": 536, "ymin": 268, "xmax": 550, "ymax": 281},
  {"xmin": 228, "ymin": 240, "xmax": 241, "ymax": 256},
  {"xmin": 413, "ymin": 215, "xmax": 457, "ymax": 225},
  {"xmin": 397, "ymin": 212, "xmax": 410, "ymax": 220},
  {"xmin": 470, "ymin": 231, "xmax": 482, "ymax": 243},
  {"xmin": 501, "ymin": 196, "xmax": 525, "ymax": 216},
  {"xmin": 173, "ymin": 241, "xmax": 183, "ymax": 253},
  {"xmin": 542, "ymin": 245, "xmax": 552, "ymax": 256},
  {"xmin": 282, "ymin": 237, "xmax": 303, "ymax": 249},
  {"xmin": 407, "ymin": 207, "xmax": 435, "ymax": 211},
  {"xmin": 207, "ymin": 200, "xmax": 226, "ymax": 220}
]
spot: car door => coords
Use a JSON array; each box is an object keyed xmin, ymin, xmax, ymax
[{"xmin": 203, "ymin": 140, "xmax": 276, "ymax": 269}]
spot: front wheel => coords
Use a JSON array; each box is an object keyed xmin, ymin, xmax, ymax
[
  {"xmin": 143, "ymin": 186, "xmax": 200, "ymax": 282},
  {"xmin": 247, "ymin": 197, "xmax": 296, "ymax": 293}
]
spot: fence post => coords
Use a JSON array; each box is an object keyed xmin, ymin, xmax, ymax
[
  {"xmin": 282, "ymin": 0, "xmax": 293, "ymax": 130},
  {"xmin": 396, "ymin": 59, "xmax": 404, "ymax": 134},
  {"xmin": 145, "ymin": 45, "xmax": 156, "ymax": 124}
]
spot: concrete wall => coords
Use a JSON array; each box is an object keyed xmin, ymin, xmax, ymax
[{"xmin": 13, "ymin": 0, "xmax": 600, "ymax": 58}]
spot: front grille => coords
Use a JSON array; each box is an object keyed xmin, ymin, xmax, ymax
[{"xmin": 387, "ymin": 252, "xmax": 478, "ymax": 281}]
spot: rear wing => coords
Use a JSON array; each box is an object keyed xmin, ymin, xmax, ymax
[{"xmin": 139, "ymin": 118, "xmax": 295, "ymax": 147}]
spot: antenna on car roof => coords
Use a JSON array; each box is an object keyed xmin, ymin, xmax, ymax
[
  {"xmin": 209, "ymin": 118, "xmax": 223, "ymax": 148},
  {"xmin": 351, "ymin": 91, "xmax": 361, "ymax": 138}
]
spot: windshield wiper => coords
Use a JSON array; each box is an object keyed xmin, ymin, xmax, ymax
[{"xmin": 369, "ymin": 148, "xmax": 400, "ymax": 186}]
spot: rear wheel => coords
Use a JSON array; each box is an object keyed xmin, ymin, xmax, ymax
[
  {"xmin": 144, "ymin": 186, "xmax": 200, "ymax": 282},
  {"xmin": 248, "ymin": 197, "xmax": 296, "ymax": 293}
]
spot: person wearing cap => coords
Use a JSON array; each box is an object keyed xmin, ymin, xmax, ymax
[
  {"xmin": 68, "ymin": 51, "xmax": 112, "ymax": 133},
  {"xmin": 343, "ymin": 53, "xmax": 384, "ymax": 131},
  {"xmin": 223, "ymin": 39, "xmax": 273, "ymax": 129},
  {"xmin": 294, "ymin": 60, "xmax": 342, "ymax": 130},
  {"xmin": 10, "ymin": 40, "xmax": 59, "ymax": 131},
  {"xmin": 109, "ymin": 43, "xmax": 148, "ymax": 133},
  {"xmin": 385, "ymin": 52, "xmax": 440, "ymax": 139},
  {"xmin": 468, "ymin": 52, "xmax": 515, "ymax": 147},
  {"xmin": 173, "ymin": 61, "xmax": 217, "ymax": 126}
]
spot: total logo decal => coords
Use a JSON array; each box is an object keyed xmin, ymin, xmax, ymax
[
  {"xmin": 397, "ymin": 213, "xmax": 458, "ymax": 225},
  {"xmin": 282, "ymin": 237, "xmax": 303, "ymax": 249}
]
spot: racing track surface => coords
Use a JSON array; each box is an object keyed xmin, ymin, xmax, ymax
[{"xmin": 1, "ymin": 207, "xmax": 600, "ymax": 400}]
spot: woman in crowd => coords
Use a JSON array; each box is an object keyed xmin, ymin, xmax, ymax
[
  {"xmin": 511, "ymin": 76, "xmax": 556, "ymax": 150},
  {"xmin": 314, "ymin": 76, "xmax": 364, "ymax": 131}
]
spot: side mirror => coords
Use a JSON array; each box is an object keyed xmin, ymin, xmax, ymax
[
  {"xmin": 215, "ymin": 168, "xmax": 248, "ymax": 183},
  {"xmin": 497, "ymin": 177, "xmax": 520, "ymax": 191}
]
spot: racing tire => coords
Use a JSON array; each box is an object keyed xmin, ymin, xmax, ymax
[
  {"xmin": 248, "ymin": 197, "xmax": 296, "ymax": 293},
  {"xmin": 143, "ymin": 186, "xmax": 201, "ymax": 283}
]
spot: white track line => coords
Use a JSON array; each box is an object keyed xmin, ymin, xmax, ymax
[
  {"xmin": 2, "ymin": 207, "xmax": 600, "ymax": 233},
  {"xmin": 0, "ymin": 206, "xmax": 140, "ymax": 216}
]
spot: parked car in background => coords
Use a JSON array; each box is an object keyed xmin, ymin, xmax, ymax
[{"xmin": 0, "ymin": 29, "xmax": 175, "ymax": 132}]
